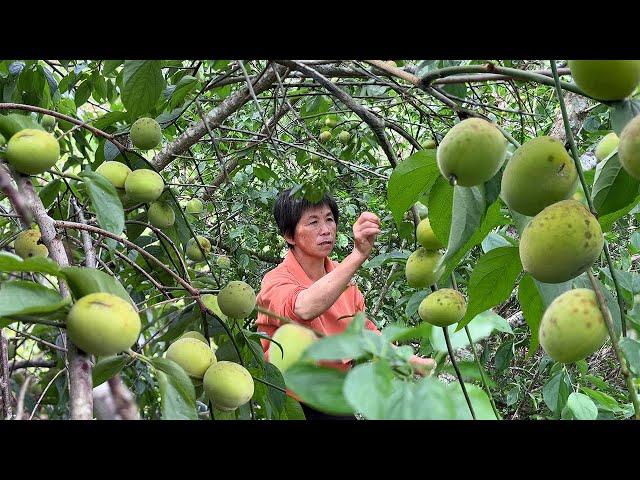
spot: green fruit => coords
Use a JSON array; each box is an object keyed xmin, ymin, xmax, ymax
[
  {"xmin": 325, "ymin": 117, "xmax": 337, "ymax": 128},
  {"xmin": 8, "ymin": 341, "xmax": 16, "ymax": 359},
  {"xmin": 319, "ymin": 131, "xmax": 332, "ymax": 143},
  {"xmin": 413, "ymin": 201, "xmax": 429, "ymax": 220},
  {"xmin": 203, "ymin": 361, "xmax": 254, "ymax": 411},
  {"xmin": 147, "ymin": 201, "xmax": 175, "ymax": 228},
  {"xmin": 6, "ymin": 129, "xmax": 60, "ymax": 175},
  {"xmin": 268, "ymin": 323, "xmax": 317, "ymax": 372},
  {"xmin": 539, "ymin": 288, "xmax": 609, "ymax": 363},
  {"xmin": 405, "ymin": 248, "xmax": 443, "ymax": 288},
  {"xmin": 166, "ymin": 337, "xmax": 216, "ymax": 378},
  {"xmin": 130, "ymin": 117, "xmax": 162, "ymax": 150},
  {"xmin": 437, "ymin": 118, "xmax": 507, "ymax": 187},
  {"xmin": 66, "ymin": 292, "xmax": 141, "ymax": 356},
  {"xmin": 568, "ymin": 60, "xmax": 640, "ymax": 101},
  {"xmin": 338, "ymin": 131, "xmax": 351, "ymax": 145},
  {"xmin": 124, "ymin": 169, "xmax": 165, "ymax": 203},
  {"xmin": 310, "ymin": 153, "xmax": 321, "ymax": 162},
  {"xmin": 519, "ymin": 200, "xmax": 603, "ymax": 284},
  {"xmin": 186, "ymin": 235, "xmax": 211, "ymax": 261},
  {"xmin": 41, "ymin": 114, "xmax": 56, "ymax": 132},
  {"xmin": 416, "ymin": 218, "xmax": 444, "ymax": 250},
  {"xmin": 96, "ymin": 161, "xmax": 132, "ymax": 189},
  {"xmin": 179, "ymin": 330, "xmax": 210, "ymax": 346},
  {"xmin": 0, "ymin": 132, "xmax": 6, "ymax": 147},
  {"xmin": 422, "ymin": 139, "xmax": 436, "ymax": 149},
  {"xmin": 619, "ymin": 115, "xmax": 640, "ymax": 179},
  {"xmin": 117, "ymin": 188, "xmax": 136, "ymax": 208},
  {"xmin": 501, "ymin": 136, "xmax": 578, "ymax": 216},
  {"xmin": 186, "ymin": 198, "xmax": 203, "ymax": 214},
  {"xmin": 201, "ymin": 294, "xmax": 228, "ymax": 322},
  {"xmin": 217, "ymin": 281, "xmax": 256, "ymax": 319},
  {"xmin": 595, "ymin": 132, "xmax": 619, "ymax": 162},
  {"xmin": 216, "ymin": 255, "xmax": 231, "ymax": 269},
  {"xmin": 14, "ymin": 228, "xmax": 49, "ymax": 259},
  {"xmin": 418, "ymin": 289, "xmax": 467, "ymax": 327}
]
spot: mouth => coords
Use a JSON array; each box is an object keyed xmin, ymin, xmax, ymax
[{"xmin": 318, "ymin": 240, "xmax": 334, "ymax": 247}]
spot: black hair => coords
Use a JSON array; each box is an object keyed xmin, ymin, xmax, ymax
[{"xmin": 273, "ymin": 189, "xmax": 340, "ymax": 249}]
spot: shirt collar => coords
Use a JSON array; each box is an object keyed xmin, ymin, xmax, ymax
[{"xmin": 283, "ymin": 250, "xmax": 334, "ymax": 287}]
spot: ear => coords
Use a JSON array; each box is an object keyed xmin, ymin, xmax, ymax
[{"xmin": 283, "ymin": 233, "xmax": 296, "ymax": 247}]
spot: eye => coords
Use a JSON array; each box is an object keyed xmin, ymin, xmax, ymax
[{"xmin": 310, "ymin": 220, "xmax": 317, "ymax": 225}]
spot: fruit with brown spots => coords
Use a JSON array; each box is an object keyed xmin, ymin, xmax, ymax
[
  {"xmin": 437, "ymin": 118, "xmax": 507, "ymax": 186},
  {"xmin": 418, "ymin": 289, "xmax": 467, "ymax": 327},
  {"xmin": 539, "ymin": 288, "xmax": 609, "ymax": 363},
  {"xmin": 14, "ymin": 228, "xmax": 49, "ymax": 259},
  {"xmin": 501, "ymin": 136, "xmax": 578, "ymax": 216},
  {"xmin": 519, "ymin": 200, "xmax": 603, "ymax": 283},
  {"xmin": 186, "ymin": 235, "xmax": 211, "ymax": 261},
  {"xmin": 130, "ymin": 117, "xmax": 162, "ymax": 150},
  {"xmin": 66, "ymin": 292, "xmax": 141, "ymax": 356}
]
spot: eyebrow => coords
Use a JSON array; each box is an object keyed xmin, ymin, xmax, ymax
[{"xmin": 307, "ymin": 212, "xmax": 333, "ymax": 220}]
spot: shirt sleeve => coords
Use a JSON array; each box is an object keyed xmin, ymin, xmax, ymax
[{"xmin": 256, "ymin": 270, "xmax": 307, "ymax": 325}]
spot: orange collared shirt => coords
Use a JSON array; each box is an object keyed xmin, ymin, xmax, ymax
[{"xmin": 256, "ymin": 250, "xmax": 380, "ymax": 371}]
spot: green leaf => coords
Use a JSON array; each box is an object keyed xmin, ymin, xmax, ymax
[
  {"xmin": 280, "ymin": 395, "xmax": 306, "ymax": 420},
  {"xmin": 592, "ymin": 153, "xmax": 640, "ymax": 217},
  {"xmin": 39, "ymin": 179, "xmax": 62, "ymax": 210},
  {"xmin": 169, "ymin": 75, "xmax": 199, "ymax": 109},
  {"xmin": 619, "ymin": 337, "xmax": 640, "ymax": 376},
  {"xmin": 405, "ymin": 290, "xmax": 429, "ymax": 318},
  {"xmin": 383, "ymin": 376, "xmax": 465, "ymax": 419},
  {"xmin": 283, "ymin": 363, "xmax": 353, "ymax": 415},
  {"xmin": 427, "ymin": 176, "xmax": 454, "ymax": 246},
  {"xmin": 61, "ymin": 266, "xmax": 133, "ymax": 305},
  {"xmin": 121, "ymin": 60, "xmax": 165, "ymax": 118},
  {"xmin": 543, "ymin": 369, "xmax": 571, "ymax": 416},
  {"xmin": 580, "ymin": 386, "xmax": 620, "ymax": 412},
  {"xmin": 494, "ymin": 340, "xmax": 514, "ymax": 373},
  {"xmin": 609, "ymin": 99, "xmax": 640, "ymax": 135},
  {"xmin": 387, "ymin": 150, "xmax": 440, "ymax": 225},
  {"xmin": 304, "ymin": 333, "xmax": 368, "ymax": 362},
  {"xmin": 518, "ymin": 274, "xmax": 545, "ymax": 358},
  {"xmin": 152, "ymin": 357, "xmax": 198, "ymax": 420},
  {"xmin": 431, "ymin": 310, "xmax": 512, "ymax": 353},
  {"xmin": 79, "ymin": 171, "xmax": 125, "ymax": 240},
  {"xmin": 446, "ymin": 382, "xmax": 498, "ymax": 420},
  {"xmin": 343, "ymin": 361, "xmax": 395, "ymax": 419},
  {"xmin": 93, "ymin": 355, "xmax": 128, "ymax": 387},
  {"xmin": 0, "ymin": 281, "xmax": 69, "ymax": 317},
  {"xmin": 566, "ymin": 392, "xmax": 598, "ymax": 420},
  {"xmin": 263, "ymin": 363, "xmax": 287, "ymax": 415},
  {"xmin": 441, "ymin": 201, "xmax": 508, "ymax": 281},
  {"xmin": 457, "ymin": 246, "xmax": 522, "ymax": 330},
  {"xmin": 0, "ymin": 252, "xmax": 62, "ymax": 277},
  {"xmin": 0, "ymin": 113, "xmax": 45, "ymax": 139},
  {"xmin": 363, "ymin": 250, "xmax": 409, "ymax": 269},
  {"xmin": 102, "ymin": 61, "xmax": 123, "ymax": 76},
  {"xmin": 93, "ymin": 111, "xmax": 127, "ymax": 131},
  {"xmin": 442, "ymin": 185, "xmax": 486, "ymax": 263}
]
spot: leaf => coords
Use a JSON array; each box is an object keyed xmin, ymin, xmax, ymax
[
  {"xmin": 0, "ymin": 113, "xmax": 45, "ymax": 138},
  {"xmin": 61, "ymin": 266, "xmax": 133, "ymax": 305},
  {"xmin": 591, "ymin": 153, "xmax": 640, "ymax": 217},
  {"xmin": 152, "ymin": 357, "xmax": 198, "ymax": 420},
  {"xmin": 383, "ymin": 376, "xmax": 465, "ymax": 420},
  {"xmin": 121, "ymin": 60, "xmax": 165, "ymax": 118},
  {"xmin": 0, "ymin": 252, "xmax": 62, "ymax": 277},
  {"xmin": 39, "ymin": 179, "xmax": 62, "ymax": 210},
  {"xmin": 543, "ymin": 369, "xmax": 571, "ymax": 416},
  {"xmin": 457, "ymin": 246, "xmax": 522, "ymax": 330},
  {"xmin": 494, "ymin": 340, "xmax": 514, "ymax": 373},
  {"xmin": 441, "ymin": 201, "xmax": 508, "ymax": 281},
  {"xmin": 619, "ymin": 337, "xmax": 640, "ymax": 376},
  {"xmin": 387, "ymin": 150, "xmax": 440, "ymax": 225},
  {"xmin": 518, "ymin": 274, "xmax": 545, "ymax": 358},
  {"xmin": 79, "ymin": 171, "xmax": 125, "ymax": 240},
  {"xmin": 263, "ymin": 363, "xmax": 287, "ymax": 415},
  {"xmin": 446, "ymin": 382, "xmax": 498, "ymax": 420},
  {"xmin": 566, "ymin": 392, "xmax": 598, "ymax": 420},
  {"xmin": 431, "ymin": 310, "xmax": 512, "ymax": 353},
  {"xmin": 169, "ymin": 75, "xmax": 199, "ymax": 109},
  {"xmin": 363, "ymin": 250, "xmax": 410, "ymax": 269},
  {"xmin": 426, "ymin": 176, "xmax": 454, "ymax": 246},
  {"xmin": 93, "ymin": 111, "xmax": 128, "ymax": 131},
  {"xmin": 92, "ymin": 355, "xmax": 128, "ymax": 387},
  {"xmin": 343, "ymin": 361, "xmax": 395, "ymax": 420},
  {"xmin": 0, "ymin": 281, "xmax": 69, "ymax": 317},
  {"xmin": 102, "ymin": 60, "xmax": 122, "ymax": 76},
  {"xmin": 304, "ymin": 333, "xmax": 368, "ymax": 362},
  {"xmin": 405, "ymin": 290, "xmax": 429, "ymax": 318},
  {"xmin": 609, "ymin": 99, "xmax": 640, "ymax": 135},
  {"xmin": 442, "ymin": 185, "xmax": 486, "ymax": 264},
  {"xmin": 580, "ymin": 387, "xmax": 620, "ymax": 412},
  {"xmin": 283, "ymin": 363, "xmax": 353, "ymax": 415},
  {"xmin": 280, "ymin": 395, "xmax": 306, "ymax": 420}
]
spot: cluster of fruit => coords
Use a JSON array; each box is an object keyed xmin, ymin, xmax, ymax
[
  {"xmin": 318, "ymin": 116, "xmax": 352, "ymax": 145},
  {"xmin": 402, "ymin": 60, "xmax": 640, "ymax": 363}
]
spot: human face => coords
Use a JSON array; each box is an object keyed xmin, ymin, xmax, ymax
[{"xmin": 285, "ymin": 205, "xmax": 337, "ymax": 258}]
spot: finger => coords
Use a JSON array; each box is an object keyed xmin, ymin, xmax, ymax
[
  {"xmin": 357, "ymin": 212, "xmax": 380, "ymax": 225},
  {"xmin": 355, "ymin": 221, "xmax": 381, "ymax": 233},
  {"xmin": 359, "ymin": 228, "xmax": 381, "ymax": 238}
]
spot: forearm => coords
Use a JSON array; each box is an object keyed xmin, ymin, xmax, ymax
[{"xmin": 294, "ymin": 251, "xmax": 365, "ymax": 320}]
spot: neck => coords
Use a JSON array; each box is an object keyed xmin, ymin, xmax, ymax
[{"xmin": 291, "ymin": 248, "xmax": 326, "ymax": 281}]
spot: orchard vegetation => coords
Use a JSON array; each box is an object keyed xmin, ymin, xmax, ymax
[{"xmin": 1, "ymin": 59, "xmax": 640, "ymax": 420}]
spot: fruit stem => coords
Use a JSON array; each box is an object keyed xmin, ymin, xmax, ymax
[
  {"xmin": 252, "ymin": 375, "xmax": 287, "ymax": 393},
  {"xmin": 587, "ymin": 271, "xmax": 640, "ymax": 419},
  {"xmin": 443, "ymin": 326, "xmax": 476, "ymax": 419},
  {"xmin": 550, "ymin": 60, "xmax": 627, "ymax": 336},
  {"xmin": 464, "ymin": 325, "xmax": 500, "ymax": 419}
]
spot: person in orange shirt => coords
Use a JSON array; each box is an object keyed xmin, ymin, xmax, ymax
[{"xmin": 256, "ymin": 189, "xmax": 436, "ymax": 420}]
